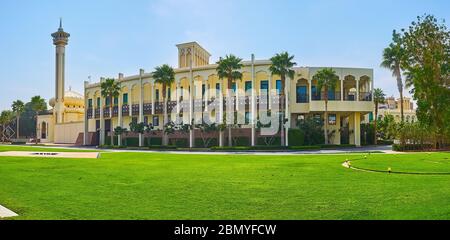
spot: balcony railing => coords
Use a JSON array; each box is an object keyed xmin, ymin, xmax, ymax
[
  {"xmin": 344, "ymin": 94, "xmax": 356, "ymax": 101},
  {"xmin": 311, "ymin": 92, "xmax": 341, "ymax": 101},
  {"xmin": 359, "ymin": 92, "xmax": 373, "ymax": 101},
  {"xmin": 94, "ymin": 108, "xmax": 100, "ymax": 118},
  {"xmin": 122, "ymin": 104, "xmax": 130, "ymax": 116},
  {"xmin": 87, "ymin": 108, "xmax": 93, "ymax": 119}
]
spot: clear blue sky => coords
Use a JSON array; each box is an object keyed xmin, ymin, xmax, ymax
[{"xmin": 0, "ymin": 0, "xmax": 448, "ymax": 110}]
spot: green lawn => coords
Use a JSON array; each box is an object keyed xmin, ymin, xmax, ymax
[
  {"xmin": 351, "ymin": 153, "xmax": 450, "ymax": 173},
  {"xmin": 0, "ymin": 145, "xmax": 449, "ymax": 220}
]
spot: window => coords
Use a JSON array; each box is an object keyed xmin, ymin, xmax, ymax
[
  {"xmin": 114, "ymin": 97, "xmax": 118, "ymax": 106},
  {"xmin": 328, "ymin": 114, "xmax": 337, "ymax": 125},
  {"xmin": 245, "ymin": 81, "xmax": 252, "ymax": 93},
  {"xmin": 144, "ymin": 116, "xmax": 148, "ymax": 124},
  {"xmin": 180, "ymin": 87, "xmax": 184, "ymax": 100},
  {"xmin": 123, "ymin": 93, "xmax": 128, "ymax": 105},
  {"xmin": 245, "ymin": 112, "xmax": 250, "ymax": 124},
  {"xmin": 311, "ymin": 86, "xmax": 320, "ymax": 100},
  {"xmin": 328, "ymin": 89, "xmax": 335, "ymax": 100},
  {"xmin": 132, "ymin": 117, "xmax": 138, "ymax": 124},
  {"xmin": 260, "ymin": 80, "xmax": 268, "ymax": 95},
  {"xmin": 155, "ymin": 89, "xmax": 160, "ymax": 101},
  {"xmin": 153, "ymin": 116, "xmax": 159, "ymax": 126},
  {"xmin": 276, "ymin": 80, "xmax": 282, "ymax": 95},
  {"xmin": 232, "ymin": 83, "xmax": 236, "ymax": 93},
  {"xmin": 97, "ymin": 97, "xmax": 101, "ymax": 107},
  {"xmin": 202, "ymin": 84, "xmax": 206, "ymax": 97},
  {"xmin": 105, "ymin": 97, "xmax": 111, "ymax": 107},
  {"xmin": 296, "ymin": 86, "xmax": 307, "ymax": 103},
  {"xmin": 168, "ymin": 88, "xmax": 171, "ymax": 100},
  {"xmin": 297, "ymin": 114, "xmax": 305, "ymax": 122},
  {"xmin": 88, "ymin": 99, "xmax": 93, "ymax": 108},
  {"xmin": 216, "ymin": 83, "xmax": 220, "ymax": 97},
  {"xmin": 314, "ymin": 114, "xmax": 322, "ymax": 123}
]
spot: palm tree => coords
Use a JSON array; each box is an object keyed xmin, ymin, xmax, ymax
[
  {"xmin": 11, "ymin": 100, "xmax": 25, "ymax": 139},
  {"xmin": 269, "ymin": 52, "xmax": 296, "ymax": 146},
  {"xmin": 312, "ymin": 68, "xmax": 339, "ymax": 145},
  {"xmin": 216, "ymin": 55, "xmax": 243, "ymax": 147},
  {"xmin": 101, "ymin": 78, "xmax": 121, "ymax": 146},
  {"xmin": 30, "ymin": 96, "xmax": 47, "ymax": 144},
  {"xmin": 373, "ymin": 88, "xmax": 386, "ymax": 145},
  {"xmin": 152, "ymin": 64, "xmax": 175, "ymax": 146},
  {"xmin": 0, "ymin": 110, "xmax": 14, "ymax": 142},
  {"xmin": 381, "ymin": 31, "xmax": 405, "ymax": 122}
]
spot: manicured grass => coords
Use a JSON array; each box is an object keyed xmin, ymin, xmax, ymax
[
  {"xmin": 0, "ymin": 145, "xmax": 449, "ymax": 220},
  {"xmin": 351, "ymin": 153, "xmax": 450, "ymax": 173}
]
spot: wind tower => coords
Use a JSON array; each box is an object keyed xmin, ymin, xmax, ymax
[{"xmin": 51, "ymin": 18, "xmax": 70, "ymax": 123}]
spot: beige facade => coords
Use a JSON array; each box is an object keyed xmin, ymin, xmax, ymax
[
  {"xmin": 84, "ymin": 42, "xmax": 374, "ymax": 147},
  {"xmin": 378, "ymin": 96, "xmax": 416, "ymax": 122}
]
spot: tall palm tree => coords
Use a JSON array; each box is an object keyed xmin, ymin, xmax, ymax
[
  {"xmin": 381, "ymin": 31, "xmax": 405, "ymax": 122},
  {"xmin": 11, "ymin": 100, "xmax": 25, "ymax": 139},
  {"xmin": 216, "ymin": 55, "xmax": 243, "ymax": 147},
  {"xmin": 373, "ymin": 88, "xmax": 386, "ymax": 145},
  {"xmin": 101, "ymin": 78, "xmax": 121, "ymax": 146},
  {"xmin": 0, "ymin": 110, "xmax": 14, "ymax": 142},
  {"xmin": 30, "ymin": 96, "xmax": 47, "ymax": 144},
  {"xmin": 152, "ymin": 64, "xmax": 175, "ymax": 146},
  {"xmin": 312, "ymin": 68, "xmax": 339, "ymax": 145},
  {"xmin": 269, "ymin": 52, "xmax": 296, "ymax": 146}
]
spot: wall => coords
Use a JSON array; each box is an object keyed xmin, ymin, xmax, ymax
[{"xmin": 54, "ymin": 121, "xmax": 84, "ymax": 144}]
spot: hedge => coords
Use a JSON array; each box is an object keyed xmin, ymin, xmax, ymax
[
  {"xmin": 393, "ymin": 144, "xmax": 434, "ymax": 151},
  {"xmin": 195, "ymin": 138, "xmax": 219, "ymax": 148},
  {"xmin": 257, "ymin": 137, "xmax": 282, "ymax": 146},
  {"xmin": 288, "ymin": 145, "xmax": 321, "ymax": 150},
  {"xmin": 288, "ymin": 129, "xmax": 304, "ymax": 146}
]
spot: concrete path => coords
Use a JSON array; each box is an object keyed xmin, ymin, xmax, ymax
[
  {"xmin": 0, "ymin": 151, "xmax": 99, "ymax": 159},
  {"xmin": 9, "ymin": 144, "xmax": 400, "ymax": 156},
  {"xmin": 0, "ymin": 205, "xmax": 18, "ymax": 218}
]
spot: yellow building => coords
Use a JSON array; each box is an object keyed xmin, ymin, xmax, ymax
[
  {"xmin": 378, "ymin": 96, "xmax": 416, "ymax": 122},
  {"xmin": 37, "ymin": 20, "xmax": 85, "ymax": 144},
  {"xmin": 84, "ymin": 42, "xmax": 374, "ymax": 147}
]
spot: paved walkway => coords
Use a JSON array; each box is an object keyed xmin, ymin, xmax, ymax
[
  {"xmin": 15, "ymin": 144, "xmax": 400, "ymax": 155},
  {"xmin": 0, "ymin": 205, "xmax": 18, "ymax": 218}
]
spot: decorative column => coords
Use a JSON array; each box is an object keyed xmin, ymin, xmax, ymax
[
  {"xmin": 151, "ymin": 82, "xmax": 155, "ymax": 115},
  {"xmin": 356, "ymin": 78, "xmax": 360, "ymax": 101},
  {"xmin": 118, "ymin": 73, "xmax": 124, "ymax": 146},
  {"xmin": 189, "ymin": 57, "xmax": 194, "ymax": 148},
  {"xmin": 99, "ymin": 78, "xmax": 105, "ymax": 145},
  {"xmin": 251, "ymin": 54, "xmax": 256, "ymax": 146},
  {"xmin": 309, "ymin": 79, "xmax": 312, "ymax": 103},
  {"xmin": 340, "ymin": 78, "xmax": 344, "ymax": 101},
  {"xmin": 128, "ymin": 87, "xmax": 132, "ymax": 117},
  {"xmin": 139, "ymin": 69, "xmax": 144, "ymax": 147},
  {"xmin": 354, "ymin": 112, "xmax": 361, "ymax": 147},
  {"xmin": 204, "ymin": 79, "xmax": 209, "ymax": 112},
  {"xmin": 268, "ymin": 75, "xmax": 272, "ymax": 109},
  {"xmin": 83, "ymin": 81, "xmax": 89, "ymax": 145},
  {"xmin": 285, "ymin": 76, "xmax": 291, "ymax": 146},
  {"xmin": 219, "ymin": 78, "xmax": 224, "ymax": 147}
]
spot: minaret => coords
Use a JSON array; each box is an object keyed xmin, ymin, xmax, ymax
[{"xmin": 51, "ymin": 18, "xmax": 70, "ymax": 123}]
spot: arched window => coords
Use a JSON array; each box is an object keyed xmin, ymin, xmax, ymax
[{"xmin": 41, "ymin": 122, "xmax": 47, "ymax": 139}]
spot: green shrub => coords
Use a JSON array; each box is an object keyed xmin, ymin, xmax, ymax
[
  {"xmin": 289, "ymin": 145, "xmax": 321, "ymax": 150},
  {"xmin": 170, "ymin": 138, "xmax": 189, "ymax": 148},
  {"xmin": 392, "ymin": 144, "xmax": 433, "ymax": 151},
  {"xmin": 148, "ymin": 145, "xmax": 177, "ymax": 150},
  {"xmin": 257, "ymin": 137, "xmax": 281, "ymax": 146},
  {"xmin": 234, "ymin": 137, "xmax": 250, "ymax": 146},
  {"xmin": 211, "ymin": 146, "xmax": 252, "ymax": 151},
  {"xmin": 125, "ymin": 137, "xmax": 139, "ymax": 147},
  {"xmin": 149, "ymin": 137, "xmax": 162, "ymax": 146},
  {"xmin": 195, "ymin": 138, "xmax": 219, "ymax": 148},
  {"xmin": 288, "ymin": 129, "xmax": 304, "ymax": 146},
  {"xmin": 378, "ymin": 140, "xmax": 394, "ymax": 145}
]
